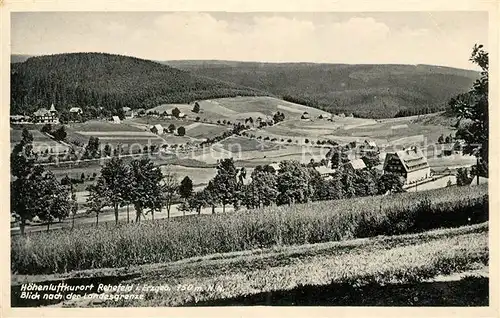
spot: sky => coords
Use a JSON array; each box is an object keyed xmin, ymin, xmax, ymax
[{"xmin": 11, "ymin": 11, "xmax": 488, "ymax": 70}]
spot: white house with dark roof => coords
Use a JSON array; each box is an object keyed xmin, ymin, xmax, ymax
[
  {"xmin": 315, "ymin": 165, "xmax": 336, "ymax": 177},
  {"xmin": 69, "ymin": 107, "xmax": 83, "ymax": 114},
  {"xmin": 383, "ymin": 146, "xmax": 430, "ymax": 184},
  {"xmin": 150, "ymin": 124, "xmax": 164, "ymax": 135},
  {"xmin": 345, "ymin": 159, "xmax": 367, "ymax": 172}
]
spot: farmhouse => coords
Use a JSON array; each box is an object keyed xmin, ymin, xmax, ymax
[
  {"xmin": 150, "ymin": 124, "xmax": 164, "ymax": 135},
  {"xmin": 69, "ymin": 107, "xmax": 83, "ymax": 115},
  {"xmin": 344, "ymin": 159, "xmax": 366, "ymax": 172},
  {"xmin": 111, "ymin": 116, "xmax": 121, "ymax": 124},
  {"xmin": 33, "ymin": 104, "xmax": 59, "ymax": 124},
  {"xmin": 125, "ymin": 110, "xmax": 134, "ymax": 119},
  {"xmin": 383, "ymin": 146, "xmax": 430, "ymax": 185},
  {"xmin": 315, "ymin": 166, "xmax": 336, "ymax": 177},
  {"xmin": 269, "ymin": 162, "xmax": 281, "ymax": 173},
  {"xmin": 10, "ymin": 115, "xmax": 31, "ymax": 124}
]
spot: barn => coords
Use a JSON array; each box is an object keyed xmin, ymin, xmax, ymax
[{"xmin": 383, "ymin": 146, "xmax": 430, "ymax": 185}]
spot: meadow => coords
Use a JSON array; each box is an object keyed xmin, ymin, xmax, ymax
[
  {"xmin": 11, "ymin": 185, "xmax": 487, "ymax": 275},
  {"xmin": 86, "ymin": 223, "xmax": 488, "ymax": 307}
]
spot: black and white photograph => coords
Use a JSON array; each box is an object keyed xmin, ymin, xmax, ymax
[{"xmin": 3, "ymin": 2, "xmax": 496, "ymax": 312}]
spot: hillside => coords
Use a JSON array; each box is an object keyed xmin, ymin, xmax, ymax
[
  {"xmin": 163, "ymin": 60, "xmax": 479, "ymax": 118},
  {"xmin": 10, "ymin": 53, "xmax": 269, "ymax": 115}
]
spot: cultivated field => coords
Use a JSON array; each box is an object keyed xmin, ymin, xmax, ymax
[{"xmin": 147, "ymin": 97, "xmax": 332, "ymax": 123}]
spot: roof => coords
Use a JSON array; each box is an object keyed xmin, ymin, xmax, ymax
[
  {"xmin": 151, "ymin": 124, "xmax": 164, "ymax": 131},
  {"xmin": 33, "ymin": 108, "xmax": 50, "ymax": 116},
  {"xmin": 178, "ymin": 112, "xmax": 186, "ymax": 117},
  {"xmin": 315, "ymin": 166, "xmax": 336, "ymax": 175},
  {"xmin": 347, "ymin": 159, "xmax": 366, "ymax": 170},
  {"xmin": 122, "ymin": 107, "xmax": 131, "ymax": 112},
  {"xmin": 365, "ymin": 140, "xmax": 377, "ymax": 148},
  {"xmin": 112, "ymin": 116, "xmax": 121, "ymax": 123},
  {"xmin": 384, "ymin": 147, "xmax": 429, "ymax": 173},
  {"xmin": 469, "ymin": 176, "xmax": 488, "ymax": 186},
  {"xmin": 49, "ymin": 104, "xmax": 57, "ymax": 112},
  {"xmin": 269, "ymin": 163, "xmax": 280, "ymax": 171},
  {"xmin": 69, "ymin": 107, "xmax": 82, "ymax": 113}
]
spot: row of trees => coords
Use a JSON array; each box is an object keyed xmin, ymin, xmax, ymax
[{"xmin": 181, "ymin": 158, "xmax": 403, "ymax": 214}]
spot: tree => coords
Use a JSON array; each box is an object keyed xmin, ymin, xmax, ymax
[
  {"xmin": 98, "ymin": 157, "xmax": 130, "ymax": 224},
  {"xmin": 449, "ymin": 44, "xmax": 488, "ymax": 175},
  {"xmin": 187, "ymin": 190, "xmax": 209, "ymax": 214},
  {"xmin": 83, "ymin": 136, "xmax": 100, "ymax": 159},
  {"xmin": 457, "ymin": 168, "xmax": 472, "ymax": 186},
  {"xmin": 128, "ymin": 158, "xmax": 165, "ymax": 222},
  {"xmin": 438, "ymin": 134, "xmax": 444, "ymax": 144},
  {"xmin": 11, "ymin": 148, "xmax": 71, "ymax": 235},
  {"xmin": 86, "ymin": 178, "xmax": 108, "ymax": 226},
  {"xmin": 34, "ymin": 171, "xmax": 71, "ymax": 231},
  {"xmin": 103, "ymin": 144, "xmax": 112, "ymax": 157},
  {"xmin": 361, "ymin": 151, "xmax": 381, "ymax": 169},
  {"xmin": 377, "ymin": 173, "xmax": 404, "ymax": 195},
  {"xmin": 445, "ymin": 135, "xmax": 451, "ymax": 144},
  {"xmin": 161, "ymin": 171, "xmax": 179, "ymax": 219},
  {"xmin": 53, "ymin": 125, "xmax": 67, "ymax": 141},
  {"xmin": 168, "ymin": 124, "xmax": 176, "ymax": 133},
  {"xmin": 210, "ymin": 158, "xmax": 239, "ymax": 213},
  {"xmin": 192, "ymin": 102, "xmax": 200, "ymax": 113},
  {"xmin": 179, "ymin": 176, "xmax": 194, "ymax": 201},
  {"xmin": 276, "ymin": 160, "xmax": 312, "ymax": 205},
  {"xmin": 177, "ymin": 126, "xmax": 186, "ymax": 136},
  {"xmin": 243, "ymin": 169, "xmax": 278, "ymax": 209},
  {"xmin": 21, "ymin": 128, "xmax": 33, "ymax": 144},
  {"xmin": 41, "ymin": 124, "xmax": 52, "ymax": 134},
  {"xmin": 172, "ymin": 107, "xmax": 181, "ymax": 118}
]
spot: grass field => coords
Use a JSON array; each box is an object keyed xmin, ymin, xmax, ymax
[
  {"xmin": 69, "ymin": 120, "xmax": 145, "ymax": 132},
  {"xmin": 92, "ymin": 223, "xmax": 488, "ymax": 307},
  {"xmin": 11, "ymin": 185, "xmax": 487, "ymax": 275},
  {"xmin": 147, "ymin": 97, "xmax": 332, "ymax": 123},
  {"xmin": 14, "ymin": 223, "xmax": 487, "ymax": 307}
]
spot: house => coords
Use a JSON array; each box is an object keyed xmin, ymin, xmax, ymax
[
  {"xmin": 10, "ymin": 115, "xmax": 31, "ymax": 124},
  {"xmin": 112, "ymin": 116, "xmax": 121, "ymax": 124},
  {"xmin": 178, "ymin": 112, "xmax": 186, "ymax": 119},
  {"xmin": 69, "ymin": 107, "xmax": 83, "ymax": 115},
  {"xmin": 301, "ymin": 112, "xmax": 310, "ymax": 120},
  {"xmin": 269, "ymin": 162, "xmax": 281, "ymax": 173},
  {"xmin": 150, "ymin": 124, "xmax": 164, "ymax": 135},
  {"xmin": 124, "ymin": 110, "xmax": 134, "ymax": 119},
  {"xmin": 344, "ymin": 159, "xmax": 367, "ymax": 172},
  {"xmin": 33, "ymin": 105, "xmax": 59, "ymax": 124},
  {"xmin": 383, "ymin": 146, "xmax": 431, "ymax": 185},
  {"xmin": 315, "ymin": 165, "xmax": 336, "ymax": 177},
  {"xmin": 122, "ymin": 107, "xmax": 131, "ymax": 112},
  {"xmin": 469, "ymin": 175, "xmax": 488, "ymax": 186},
  {"xmin": 364, "ymin": 140, "xmax": 377, "ymax": 149}
]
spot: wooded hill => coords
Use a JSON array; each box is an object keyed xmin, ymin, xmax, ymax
[
  {"xmin": 164, "ymin": 60, "xmax": 480, "ymax": 118},
  {"xmin": 10, "ymin": 53, "xmax": 268, "ymax": 115}
]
